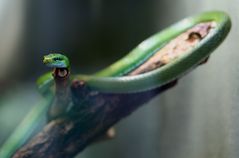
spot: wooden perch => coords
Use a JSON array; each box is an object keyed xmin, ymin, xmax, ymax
[
  {"xmin": 12, "ymin": 22, "xmax": 213, "ymax": 158},
  {"xmin": 13, "ymin": 81, "xmax": 177, "ymax": 158}
]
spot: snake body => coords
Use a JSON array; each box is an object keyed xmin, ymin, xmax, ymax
[
  {"xmin": 0, "ymin": 11, "xmax": 231, "ymax": 158},
  {"xmin": 38, "ymin": 11, "xmax": 231, "ymax": 93}
]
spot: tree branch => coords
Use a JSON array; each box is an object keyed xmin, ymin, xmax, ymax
[
  {"xmin": 13, "ymin": 81, "xmax": 177, "ymax": 158},
  {"xmin": 12, "ymin": 22, "xmax": 212, "ymax": 158}
]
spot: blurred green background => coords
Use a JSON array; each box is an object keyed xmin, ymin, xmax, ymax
[{"xmin": 0, "ymin": 0, "xmax": 238, "ymax": 158}]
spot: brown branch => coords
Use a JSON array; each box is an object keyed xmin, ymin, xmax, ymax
[
  {"xmin": 13, "ymin": 81, "xmax": 177, "ymax": 158},
  {"xmin": 12, "ymin": 22, "xmax": 213, "ymax": 158}
]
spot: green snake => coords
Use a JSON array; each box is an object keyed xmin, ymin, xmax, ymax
[{"xmin": 0, "ymin": 11, "xmax": 231, "ymax": 158}]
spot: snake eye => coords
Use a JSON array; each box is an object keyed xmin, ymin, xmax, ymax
[
  {"xmin": 57, "ymin": 69, "xmax": 68, "ymax": 77},
  {"xmin": 54, "ymin": 57, "xmax": 61, "ymax": 61}
]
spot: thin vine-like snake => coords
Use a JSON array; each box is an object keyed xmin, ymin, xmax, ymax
[{"xmin": 0, "ymin": 11, "xmax": 231, "ymax": 158}]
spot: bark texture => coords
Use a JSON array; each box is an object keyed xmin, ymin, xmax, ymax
[{"xmin": 13, "ymin": 81, "xmax": 177, "ymax": 158}]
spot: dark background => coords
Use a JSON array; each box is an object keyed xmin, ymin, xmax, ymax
[{"xmin": 0, "ymin": 0, "xmax": 238, "ymax": 158}]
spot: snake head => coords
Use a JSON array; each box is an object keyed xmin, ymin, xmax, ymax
[{"xmin": 43, "ymin": 53, "xmax": 70, "ymax": 69}]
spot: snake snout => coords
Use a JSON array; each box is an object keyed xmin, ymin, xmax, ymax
[{"xmin": 43, "ymin": 56, "xmax": 52, "ymax": 65}]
